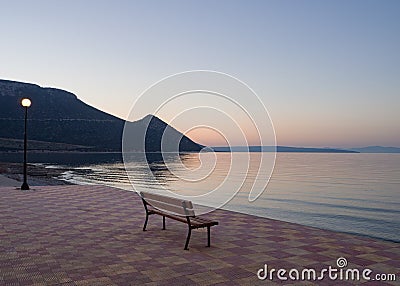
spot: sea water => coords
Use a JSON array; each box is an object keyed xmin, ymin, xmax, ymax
[{"xmin": 2, "ymin": 152, "xmax": 399, "ymax": 242}]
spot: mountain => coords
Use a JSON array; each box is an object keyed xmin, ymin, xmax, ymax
[
  {"xmin": 123, "ymin": 114, "xmax": 204, "ymax": 152},
  {"xmin": 211, "ymin": 146, "xmax": 358, "ymax": 153},
  {"xmin": 348, "ymin": 146, "xmax": 400, "ymax": 153},
  {"xmin": 0, "ymin": 79, "xmax": 202, "ymax": 152}
]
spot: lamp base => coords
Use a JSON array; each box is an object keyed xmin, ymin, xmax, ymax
[{"xmin": 21, "ymin": 182, "xmax": 30, "ymax": 190}]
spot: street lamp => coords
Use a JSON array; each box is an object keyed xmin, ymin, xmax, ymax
[{"xmin": 21, "ymin": 98, "xmax": 31, "ymax": 190}]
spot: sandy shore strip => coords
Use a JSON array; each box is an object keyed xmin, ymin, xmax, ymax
[
  {"xmin": 0, "ymin": 184, "xmax": 398, "ymax": 285},
  {"xmin": 0, "ymin": 174, "xmax": 21, "ymax": 187},
  {"xmin": 0, "ymin": 162, "xmax": 72, "ymax": 187}
]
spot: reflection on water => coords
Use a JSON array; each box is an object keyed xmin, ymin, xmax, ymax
[
  {"xmin": 229, "ymin": 153, "xmax": 400, "ymax": 242},
  {"xmin": 61, "ymin": 153, "xmax": 400, "ymax": 242},
  {"xmin": 1, "ymin": 152, "xmax": 399, "ymax": 242}
]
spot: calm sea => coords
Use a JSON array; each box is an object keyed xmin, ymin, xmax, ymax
[{"xmin": 2, "ymin": 152, "xmax": 399, "ymax": 242}]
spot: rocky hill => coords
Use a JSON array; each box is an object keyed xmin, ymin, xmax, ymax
[{"xmin": 0, "ymin": 79, "xmax": 202, "ymax": 152}]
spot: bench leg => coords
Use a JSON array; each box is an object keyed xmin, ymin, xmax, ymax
[
  {"xmin": 184, "ymin": 227, "xmax": 192, "ymax": 250},
  {"xmin": 143, "ymin": 213, "xmax": 149, "ymax": 231},
  {"xmin": 207, "ymin": 226, "xmax": 211, "ymax": 247},
  {"xmin": 162, "ymin": 216, "xmax": 166, "ymax": 230}
]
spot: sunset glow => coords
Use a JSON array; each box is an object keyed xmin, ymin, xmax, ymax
[{"xmin": 1, "ymin": 1, "xmax": 399, "ymax": 148}]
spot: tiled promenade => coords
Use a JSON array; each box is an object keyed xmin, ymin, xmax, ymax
[{"xmin": 0, "ymin": 185, "xmax": 398, "ymax": 285}]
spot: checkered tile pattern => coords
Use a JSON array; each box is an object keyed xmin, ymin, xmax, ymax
[{"xmin": 0, "ymin": 185, "xmax": 398, "ymax": 285}]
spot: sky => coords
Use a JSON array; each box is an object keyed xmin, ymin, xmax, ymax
[{"xmin": 0, "ymin": 0, "xmax": 399, "ymax": 148}]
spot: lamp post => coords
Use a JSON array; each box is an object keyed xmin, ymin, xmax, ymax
[{"xmin": 21, "ymin": 98, "xmax": 31, "ymax": 190}]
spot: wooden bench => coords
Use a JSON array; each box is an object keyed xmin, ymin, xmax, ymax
[{"xmin": 140, "ymin": 191, "xmax": 219, "ymax": 250}]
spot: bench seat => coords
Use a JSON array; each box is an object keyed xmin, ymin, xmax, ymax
[{"xmin": 140, "ymin": 191, "xmax": 219, "ymax": 250}]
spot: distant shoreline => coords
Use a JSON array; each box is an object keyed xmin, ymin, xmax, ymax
[
  {"xmin": 211, "ymin": 145, "xmax": 400, "ymax": 153},
  {"xmin": 211, "ymin": 146, "xmax": 358, "ymax": 153}
]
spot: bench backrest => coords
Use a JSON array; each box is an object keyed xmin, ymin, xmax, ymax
[{"xmin": 140, "ymin": 191, "xmax": 195, "ymax": 217}]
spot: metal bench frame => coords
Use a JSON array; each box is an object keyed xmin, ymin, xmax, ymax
[{"xmin": 140, "ymin": 192, "xmax": 218, "ymax": 250}]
